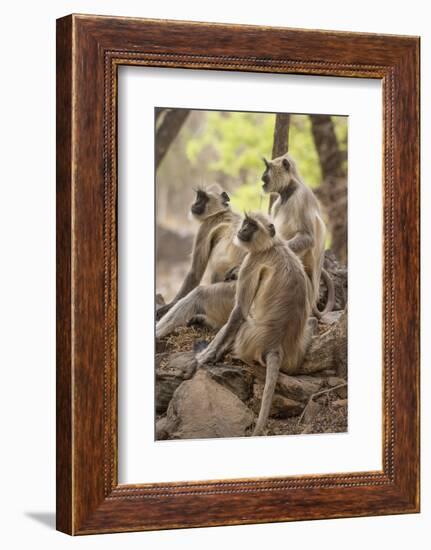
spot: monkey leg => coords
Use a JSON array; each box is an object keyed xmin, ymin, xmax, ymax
[
  {"xmin": 253, "ymin": 351, "xmax": 281, "ymax": 436},
  {"xmin": 156, "ymin": 302, "xmax": 172, "ymax": 321},
  {"xmin": 155, "ymin": 282, "xmax": 236, "ymax": 339},
  {"xmin": 156, "ymin": 287, "xmax": 205, "ymax": 339}
]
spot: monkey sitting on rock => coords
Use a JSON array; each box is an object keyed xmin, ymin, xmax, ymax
[
  {"xmin": 156, "ymin": 184, "xmax": 245, "ymax": 338},
  {"xmin": 261, "ymin": 152, "xmax": 335, "ymax": 317},
  {"xmin": 197, "ymin": 212, "xmax": 312, "ymax": 436}
]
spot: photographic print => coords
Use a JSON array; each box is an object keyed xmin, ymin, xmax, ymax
[
  {"xmin": 57, "ymin": 15, "xmax": 420, "ymax": 533},
  {"xmin": 155, "ymin": 108, "xmax": 348, "ymax": 440}
]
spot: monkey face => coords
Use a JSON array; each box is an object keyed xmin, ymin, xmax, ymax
[
  {"xmin": 236, "ymin": 213, "xmax": 276, "ymax": 251},
  {"xmin": 261, "ymin": 157, "xmax": 272, "ymax": 191},
  {"xmin": 261, "ymin": 154, "xmax": 293, "ymax": 193},
  {"xmin": 237, "ymin": 216, "xmax": 258, "ymax": 243},
  {"xmin": 191, "ymin": 187, "xmax": 231, "ymax": 219},
  {"xmin": 191, "ymin": 190, "xmax": 209, "ymax": 216}
]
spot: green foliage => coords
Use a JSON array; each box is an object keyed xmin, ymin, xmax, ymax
[
  {"xmin": 186, "ymin": 110, "xmax": 346, "ymax": 213},
  {"xmin": 187, "ymin": 111, "xmax": 274, "ymax": 177},
  {"xmin": 230, "ymin": 182, "xmax": 269, "ymax": 214},
  {"xmin": 288, "ymin": 115, "xmax": 321, "ymax": 188}
]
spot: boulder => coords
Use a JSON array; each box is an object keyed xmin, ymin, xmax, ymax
[
  {"xmin": 206, "ymin": 364, "xmax": 254, "ymax": 402},
  {"xmin": 276, "ymin": 373, "xmax": 323, "ymax": 403},
  {"xmin": 252, "ymin": 385, "xmax": 303, "ymax": 418},
  {"xmin": 155, "ymin": 351, "xmax": 197, "ymax": 414},
  {"xmin": 318, "ymin": 250, "xmax": 347, "ymax": 312},
  {"xmin": 158, "ymin": 369, "xmax": 254, "ymax": 440},
  {"xmin": 300, "ymin": 399, "xmax": 321, "ymax": 425},
  {"xmin": 332, "ymin": 399, "xmax": 348, "ymax": 410},
  {"xmin": 300, "ymin": 308, "xmax": 347, "ymax": 376},
  {"xmin": 162, "ymin": 351, "xmax": 197, "ymax": 376},
  {"xmin": 327, "ymin": 376, "xmax": 346, "ymax": 388}
]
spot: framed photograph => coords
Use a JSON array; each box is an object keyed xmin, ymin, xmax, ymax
[{"xmin": 56, "ymin": 14, "xmax": 420, "ymax": 534}]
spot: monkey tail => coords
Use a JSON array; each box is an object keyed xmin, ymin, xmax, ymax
[
  {"xmin": 253, "ymin": 351, "xmax": 281, "ymax": 436},
  {"xmin": 313, "ymin": 268, "xmax": 335, "ymax": 318}
]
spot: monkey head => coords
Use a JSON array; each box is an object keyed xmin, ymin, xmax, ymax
[
  {"xmin": 261, "ymin": 152, "xmax": 298, "ymax": 194},
  {"xmin": 235, "ymin": 212, "xmax": 276, "ymax": 252},
  {"xmin": 190, "ymin": 185, "xmax": 230, "ymax": 220}
]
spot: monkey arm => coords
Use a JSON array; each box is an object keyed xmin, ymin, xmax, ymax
[
  {"xmin": 287, "ymin": 207, "xmax": 316, "ymax": 255},
  {"xmin": 287, "ymin": 230, "xmax": 314, "ymax": 255},
  {"xmin": 196, "ymin": 305, "xmax": 244, "ymax": 365},
  {"xmin": 197, "ymin": 267, "xmax": 264, "ymax": 365},
  {"xmin": 176, "ymin": 226, "xmax": 217, "ymax": 298}
]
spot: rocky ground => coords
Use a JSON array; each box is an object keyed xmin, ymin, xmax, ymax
[{"xmin": 155, "ymin": 250, "xmax": 348, "ymax": 440}]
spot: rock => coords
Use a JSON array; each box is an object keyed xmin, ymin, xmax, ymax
[
  {"xmin": 319, "ymin": 310, "xmax": 343, "ymax": 325},
  {"xmin": 160, "ymin": 370, "xmax": 254, "ymax": 439},
  {"xmin": 155, "ymin": 416, "xmax": 169, "ymax": 440},
  {"xmin": 163, "ymin": 351, "xmax": 197, "ymax": 376},
  {"xmin": 317, "ymin": 250, "xmax": 347, "ymax": 312},
  {"xmin": 156, "ymin": 372, "xmax": 185, "ymax": 414},
  {"xmin": 335, "ymin": 385, "xmax": 348, "ymax": 399},
  {"xmin": 308, "ymin": 316, "xmax": 319, "ymax": 336},
  {"xmin": 155, "ymin": 353, "xmax": 168, "ymax": 369},
  {"xmin": 155, "ymin": 351, "xmax": 197, "ymax": 414},
  {"xmin": 252, "ymin": 386, "xmax": 303, "ymax": 418},
  {"xmin": 300, "ymin": 308, "xmax": 347, "ymax": 375},
  {"xmin": 156, "ymin": 339, "xmax": 168, "ymax": 354},
  {"xmin": 327, "ymin": 376, "xmax": 346, "ymax": 388},
  {"xmin": 321, "ymin": 369, "xmax": 337, "ymax": 377},
  {"xmin": 332, "ymin": 399, "xmax": 348, "ymax": 410},
  {"xmin": 276, "ymin": 373, "xmax": 323, "ymax": 403},
  {"xmin": 206, "ymin": 364, "xmax": 254, "ymax": 402},
  {"xmin": 300, "ymin": 399, "xmax": 321, "ymax": 424},
  {"xmin": 269, "ymin": 394, "xmax": 303, "ymax": 418},
  {"xmin": 301, "ymin": 424, "xmax": 314, "ymax": 434}
]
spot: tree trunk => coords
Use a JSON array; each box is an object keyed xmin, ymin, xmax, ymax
[
  {"xmin": 309, "ymin": 114, "xmax": 348, "ymax": 264},
  {"xmin": 272, "ymin": 113, "xmax": 290, "ymax": 158},
  {"xmin": 155, "ymin": 108, "xmax": 190, "ymax": 170},
  {"xmin": 269, "ymin": 113, "xmax": 290, "ymax": 211}
]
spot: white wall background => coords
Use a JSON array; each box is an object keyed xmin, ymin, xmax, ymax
[{"xmin": 0, "ymin": 1, "xmax": 427, "ymax": 548}]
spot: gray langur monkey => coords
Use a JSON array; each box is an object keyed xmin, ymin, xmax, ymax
[
  {"xmin": 261, "ymin": 152, "xmax": 335, "ymax": 317},
  {"xmin": 197, "ymin": 212, "xmax": 311, "ymax": 436},
  {"xmin": 156, "ymin": 184, "xmax": 245, "ymax": 321}
]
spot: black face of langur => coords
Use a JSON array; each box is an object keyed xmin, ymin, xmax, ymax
[
  {"xmin": 236, "ymin": 214, "xmax": 276, "ymax": 251},
  {"xmin": 190, "ymin": 189, "xmax": 230, "ymax": 219},
  {"xmin": 261, "ymin": 155, "xmax": 294, "ymax": 194}
]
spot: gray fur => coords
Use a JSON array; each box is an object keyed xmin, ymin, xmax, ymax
[
  {"xmin": 197, "ymin": 212, "xmax": 311, "ymax": 435},
  {"xmin": 156, "ymin": 184, "xmax": 245, "ymax": 322},
  {"xmin": 262, "ymin": 153, "xmax": 335, "ymax": 313}
]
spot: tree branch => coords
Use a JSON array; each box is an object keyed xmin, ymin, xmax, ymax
[{"xmin": 155, "ymin": 109, "xmax": 190, "ymax": 170}]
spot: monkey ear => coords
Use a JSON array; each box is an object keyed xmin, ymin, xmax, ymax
[
  {"xmin": 268, "ymin": 223, "xmax": 276, "ymax": 237},
  {"xmin": 282, "ymin": 158, "xmax": 291, "ymax": 171},
  {"xmin": 262, "ymin": 157, "xmax": 270, "ymax": 169},
  {"xmin": 221, "ymin": 191, "xmax": 230, "ymax": 203}
]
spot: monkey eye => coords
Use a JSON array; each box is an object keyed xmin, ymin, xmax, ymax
[
  {"xmin": 268, "ymin": 224, "xmax": 276, "ymax": 237},
  {"xmin": 282, "ymin": 158, "xmax": 291, "ymax": 171},
  {"xmin": 244, "ymin": 218, "xmax": 257, "ymax": 229}
]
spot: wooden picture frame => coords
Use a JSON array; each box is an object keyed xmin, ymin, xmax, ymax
[{"xmin": 56, "ymin": 14, "xmax": 420, "ymax": 535}]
